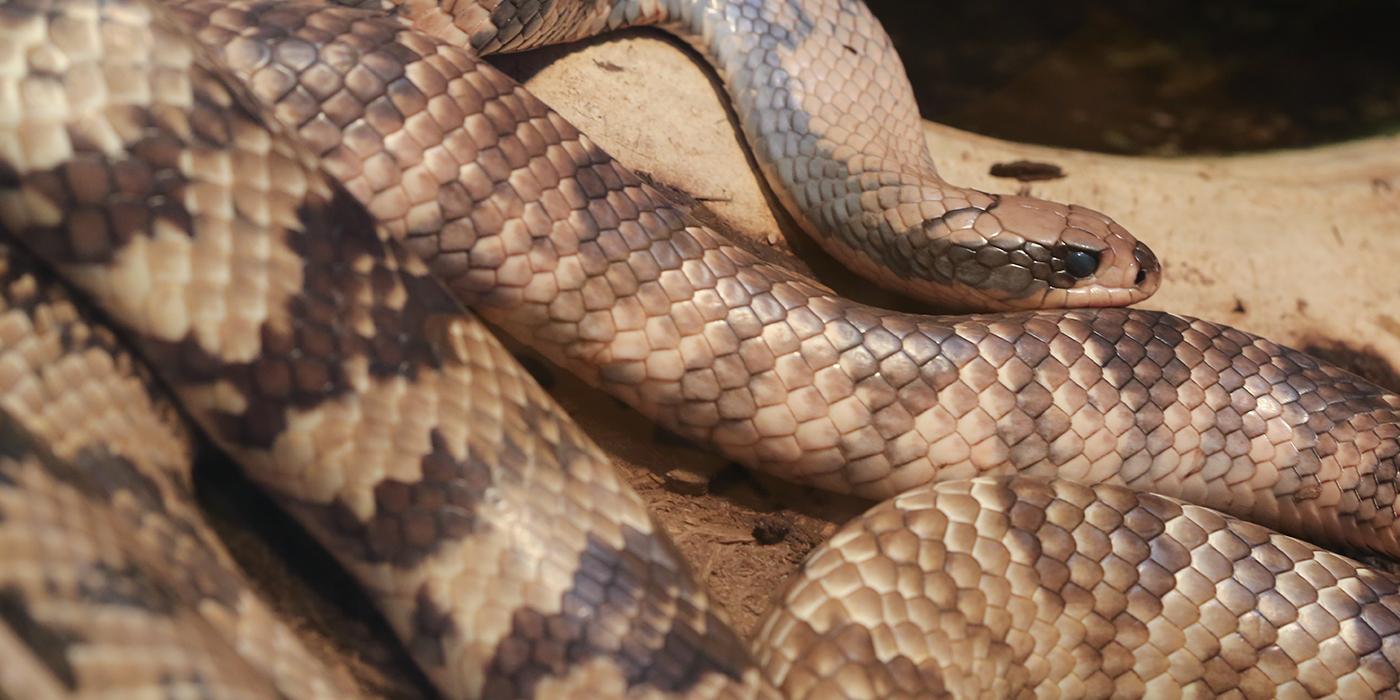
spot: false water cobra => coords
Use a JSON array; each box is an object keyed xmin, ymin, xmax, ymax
[{"xmin": 1, "ymin": 0, "xmax": 1399, "ymax": 699}]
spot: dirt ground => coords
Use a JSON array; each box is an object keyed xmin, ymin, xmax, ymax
[{"xmin": 194, "ymin": 9, "xmax": 1400, "ymax": 698}]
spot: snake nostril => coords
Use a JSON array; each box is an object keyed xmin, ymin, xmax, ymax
[{"xmin": 1132, "ymin": 241, "xmax": 1159, "ymax": 286}]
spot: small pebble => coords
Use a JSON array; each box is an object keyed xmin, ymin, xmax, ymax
[
  {"xmin": 752, "ymin": 515, "xmax": 792, "ymax": 545},
  {"xmin": 663, "ymin": 467, "xmax": 710, "ymax": 496}
]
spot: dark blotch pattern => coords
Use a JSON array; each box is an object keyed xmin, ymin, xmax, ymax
[
  {"xmin": 70, "ymin": 447, "xmax": 170, "ymax": 515},
  {"xmin": 0, "ymin": 589, "xmax": 80, "ymax": 689},
  {"xmin": 141, "ymin": 185, "xmax": 452, "ymax": 449},
  {"xmin": 8, "ymin": 131, "xmax": 195, "ymax": 267},
  {"xmin": 63, "ymin": 449, "xmax": 244, "ymax": 607},
  {"xmin": 0, "ymin": 418, "xmax": 28, "ymax": 488},
  {"xmin": 6, "ymin": 2, "xmax": 764, "ymax": 698},
  {"xmin": 305, "ymin": 430, "xmax": 489, "ymax": 567},
  {"xmin": 408, "ymin": 585, "xmax": 456, "ymax": 668},
  {"xmin": 74, "ymin": 563, "xmax": 178, "ymax": 615},
  {"xmin": 0, "ymin": 407, "xmax": 244, "ymax": 616},
  {"xmin": 481, "ymin": 526, "xmax": 750, "ymax": 697}
]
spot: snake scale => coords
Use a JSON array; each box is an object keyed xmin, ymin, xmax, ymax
[{"xmin": 2, "ymin": 0, "xmax": 1399, "ymax": 697}]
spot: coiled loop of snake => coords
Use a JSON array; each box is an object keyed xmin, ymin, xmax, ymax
[{"xmin": 0, "ymin": 0, "xmax": 1398, "ymax": 699}]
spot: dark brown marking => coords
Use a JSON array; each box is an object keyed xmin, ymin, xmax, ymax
[
  {"xmin": 70, "ymin": 446, "xmax": 172, "ymax": 516},
  {"xmin": 0, "ymin": 405, "xmax": 248, "ymax": 609},
  {"xmin": 0, "ymin": 588, "xmax": 79, "ymax": 689},
  {"xmin": 482, "ymin": 526, "xmax": 751, "ymax": 697},
  {"xmin": 6, "ymin": 146, "xmax": 192, "ymax": 267},
  {"xmin": 65, "ymin": 446, "xmax": 251, "ymax": 605},
  {"xmin": 191, "ymin": 446, "xmax": 441, "ymax": 698},
  {"xmin": 407, "ymin": 586, "xmax": 456, "ymax": 668},
  {"xmin": 140, "ymin": 185, "xmax": 455, "ymax": 449},
  {"xmin": 74, "ymin": 562, "xmax": 178, "ymax": 615},
  {"xmin": 0, "ymin": 414, "xmax": 24, "ymax": 489},
  {"xmin": 4, "ymin": 40, "xmax": 460, "ymax": 452},
  {"xmin": 0, "ymin": 414, "xmax": 60, "ymax": 483},
  {"xmin": 0, "ymin": 237, "xmax": 172, "ymax": 392},
  {"xmin": 301, "ymin": 430, "xmax": 488, "ymax": 567}
]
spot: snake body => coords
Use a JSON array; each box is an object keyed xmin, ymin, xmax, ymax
[
  {"xmin": 1, "ymin": 0, "xmax": 1399, "ymax": 698},
  {"xmin": 0, "ymin": 247, "xmax": 367, "ymax": 697},
  {"xmin": 369, "ymin": 0, "xmax": 1160, "ymax": 311}
]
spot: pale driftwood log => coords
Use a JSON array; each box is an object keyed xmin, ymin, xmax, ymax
[{"xmin": 491, "ymin": 31, "xmax": 1400, "ymax": 383}]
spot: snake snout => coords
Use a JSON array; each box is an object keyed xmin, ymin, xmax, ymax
[{"xmin": 1133, "ymin": 240, "xmax": 1161, "ymax": 289}]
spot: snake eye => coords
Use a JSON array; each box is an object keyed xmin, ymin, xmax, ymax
[{"xmin": 1065, "ymin": 248, "xmax": 1100, "ymax": 278}]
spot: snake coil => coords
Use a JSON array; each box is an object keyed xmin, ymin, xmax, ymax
[{"xmin": 1, "ymin": 0, "xmax": 1397, "ymax": 698}]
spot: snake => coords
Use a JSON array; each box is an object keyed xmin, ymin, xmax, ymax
[{"xmin": 2, "ymin": 0, "xmax": 1399, "ymax": 698}]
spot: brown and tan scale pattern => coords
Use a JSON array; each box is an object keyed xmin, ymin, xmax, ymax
[
  {"xmin": 0, "ymin": 419, "xmax": 283, "ymax": 700},
  {"xmin": 4, "ymin": 0, "xmax": 1400, "ymax": 698},
  {"xmin": 755, "ymin": 478, "xmax": 1400, "ymax": 699},
  {"xmin": 171, "ymin": 0, "xmax": 1400, "ymax": 557},
  {"xmin": 0, "ymin": 242, "xmax": 365, "ymax": 697},
  {"xmin": 1, "ymin": 1, "xmax": 766, "ymax": 698}
]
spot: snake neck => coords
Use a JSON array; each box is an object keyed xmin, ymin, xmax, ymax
[
  {"xmin": 631, "ymin": 0, "xmax": 969, "ymax": 291},
  {"xmin": 626, "ymin": 0, "xmax": 1159, "ymax": 310},
  {"xmin": 363, "ymin": 0, "xmax": 1159, "ymax": 308}
]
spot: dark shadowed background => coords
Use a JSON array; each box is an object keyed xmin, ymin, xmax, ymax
[{"xmin": 866, "ymin": 0, "xmax": 1400, "ymax": 155}]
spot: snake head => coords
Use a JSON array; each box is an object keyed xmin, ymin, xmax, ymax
[{"xmin": 906, "ymin": 193, "xmax": 1161, "ymax": 311}]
